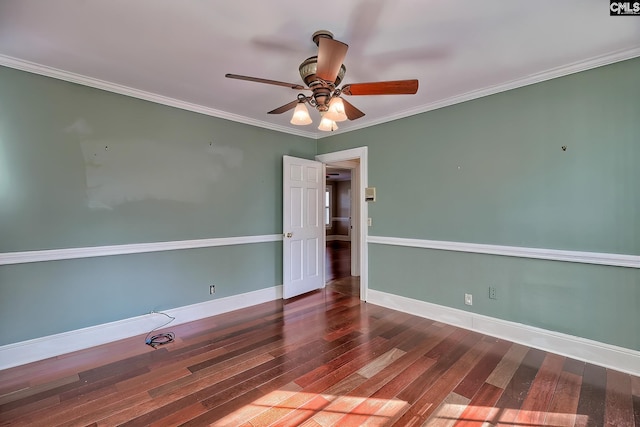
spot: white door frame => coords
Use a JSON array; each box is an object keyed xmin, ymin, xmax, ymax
[
  {"xmin": 324, "ymin": 160, "xmax": 359, "ymax": 275},
  {"xmin": 316, "ymin": 147, "xmax": 368, "ymax": 301}
]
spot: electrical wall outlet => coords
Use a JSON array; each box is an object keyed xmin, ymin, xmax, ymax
[
  {"xmin": 464, "ymin": 293, "xmax": 473, "ymax": 306},
  {"xmin": 209, "ymin": 285, "xmax": 216, "ymax": 295},
  {"xmin": 489, "ymin": 286, "xmax": 497, "ymax": 300}
]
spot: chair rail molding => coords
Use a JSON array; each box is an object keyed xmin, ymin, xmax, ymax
[
  {"xmin": 367, "ymin": 235, "xmax": 640, "ymax": 269},
  {"xmin": 0, "ymin": 234, "xmax": 283, "ymax": 265}
]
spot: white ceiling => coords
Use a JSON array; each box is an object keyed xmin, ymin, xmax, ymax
[{"xmin": 1, "ymin": 1, "xmax": 639, "ymax": 139}]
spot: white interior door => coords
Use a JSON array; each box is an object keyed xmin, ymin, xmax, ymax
[{"xmin": 283, "ymin": 156, "xmax": 325, "ymax": 299}]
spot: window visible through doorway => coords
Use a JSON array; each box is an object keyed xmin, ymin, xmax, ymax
[{"xmin": 325, "ymin": 185, "xmax": 332, "ymax": 228}]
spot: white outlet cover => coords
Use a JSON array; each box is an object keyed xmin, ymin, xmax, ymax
[{"xmin": 465, "ymin": 293, "xmax": 473, "ymax": 306}]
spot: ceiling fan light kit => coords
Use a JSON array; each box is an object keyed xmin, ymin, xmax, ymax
[
  {"xmin": 226, "ymin": 30, "xmax": 419, "ymax": 131},
  {"xmin": 290, "ymin": 102, "xmax": 313, "ymax": 125},
  {"xmin": 318, "ymin": 115, "xmax": 339, "ymax": 131},
  {"xmin": 324, "ymin": 97, "xmax": 348, "ymax": 122}
]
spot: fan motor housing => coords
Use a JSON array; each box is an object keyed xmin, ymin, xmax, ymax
[{"xmin": 299, "ymin": 56, "xmax": 346, "ymax": 87}]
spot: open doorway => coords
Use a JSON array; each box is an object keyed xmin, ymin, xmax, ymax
[
  {"xmin": 316, "ymin": 147, "xmax": 368, "ymax": 301},
  {"xmin": 325, "ymin": 167, "xmax": 357, "ymax": 296}
]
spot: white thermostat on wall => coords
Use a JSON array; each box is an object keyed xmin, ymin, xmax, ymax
[{"xmin": 365, "ymin": 187, "xmax": 376, "ymax": 202}]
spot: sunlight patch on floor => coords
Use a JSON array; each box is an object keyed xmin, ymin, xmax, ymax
[
  {"xmin": 424, "ymin": 393, "xmax": 470, "ymax": 427},
  {"xmin": 425, "ymin": 399, "xmax": 590, "ymax": 427},
  {"xmin": 211, "ymin": 388, "xmax": 409, "ymax": 426}
]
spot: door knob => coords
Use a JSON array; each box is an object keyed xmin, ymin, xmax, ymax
[{"xmin": 285, "ymin": 232, "xmax": 293, "ymax": 238}]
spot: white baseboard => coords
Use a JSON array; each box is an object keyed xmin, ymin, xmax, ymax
[
  {"xmin": 0, "ymin": 285, "xmax": 283, "ymax": 370},
  {"xmin": 367, "ymin": 289, "xmax": 640, "ymax": 377}
]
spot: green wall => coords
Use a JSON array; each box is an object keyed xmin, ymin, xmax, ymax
[
  {"xmin": 0, "ymin": 66, "xmax": 314, "ymax": 345},
  {"xmin": 1, "ymin": 58, "xmax": 639, "ymax": 352},
  {"xmin": 319, "ymin": 58, "xmax": 640, "ymax": 351}
]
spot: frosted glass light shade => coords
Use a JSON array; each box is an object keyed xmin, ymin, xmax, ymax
[
  {"xmin": 324, "ymin": 97, "xmax": 347, "ymax": 122},
  {"xmin": 318, "ymin": 117, "xmax": 338, "ymax": 131},
  {"xmin": 290, "ymin": 103, "xmax": 312, "ymax": 125}
]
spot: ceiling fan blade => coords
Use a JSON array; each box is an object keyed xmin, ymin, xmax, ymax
[
  {"xmin": 225, "ymin": 74, "xmax": 306, "ymax": 90},
  {"xmin": 341, "ymin": 98, "xmax": 365, "ymax": 120},
  {"xmin": 267, "ymin": 99, "xmax": 301, "ymax": 114},
  {"xmin": 316, "ymin": 37, "xmax": 349, "ymax": 83},
  {"xmin": 342, "ymin": 79, "xmax": 419, "ymax": 96}
]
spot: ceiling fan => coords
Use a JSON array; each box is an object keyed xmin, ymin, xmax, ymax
[{"xmin": 225, "ymin": 30, "xmax": 419, "ymax": 131}]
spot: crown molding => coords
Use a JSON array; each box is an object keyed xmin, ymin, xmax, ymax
[
  {"xmin": 318, "ymin": 46, "xmax": 640, "ymax": 138},
  {"xmin": 2, "ymin": 47, "xmax": 639, "ymax": 141},
  {"xmin": 0, "ymin": 54, "xmax": 317, "ymax": 139}
]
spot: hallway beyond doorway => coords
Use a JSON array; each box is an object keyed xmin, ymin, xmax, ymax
[{"xmin": 326, "ymin": 241, "xmax": 359, "ymax": 297}]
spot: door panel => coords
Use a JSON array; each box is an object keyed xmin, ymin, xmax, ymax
[
  {"xmin": 283, "ymin": 156, "xmax": 324, "ymax": 299},
  {"xmin": 306, "ymin": 237, "xmax": 319, "ymax": 276}
]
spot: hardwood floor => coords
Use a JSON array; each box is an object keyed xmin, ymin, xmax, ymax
[
  {"xmin": 1, "ymin": 287, "xmax": 638, "ymax": 426},
  {"xmin": 325, "ymin": 241, "xmax": 359, "ymax": 298},
  {"xmin": 325, "ymin": 241, "xmax": 352, "ymax": 283}
]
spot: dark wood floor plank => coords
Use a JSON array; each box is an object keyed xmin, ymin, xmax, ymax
[
  {"xmin": 187, "ymin": 333, "xmax": 284, "ymax": 373},
  {"xmin": 346, "ymin": 324, "xmax": 456, "ymax": 400},
  {"xmin": 0, "ymin": 370, "xmax": 100, "ymax": 415},
  {"xmin": 356, "ymin": 348, "xmax": 407, "ymax": 380},
  {"xmin": 452, "ymin": 337, "xmax": 511, "ymax": 400},
  {"xmin": 0, "ymin": 379, "xmax": 30, "ymax": 399},
  {"xmin": 169, "ymin": 334, "xmax": 385, "ymax": 425},
  {"xmin": 0, "ymin": 334, "xmax": 155, "ymax": 394},
  {"xmin": 544, "ymin": 358, "xmax": 584, "ymax": 427},
  {"xmin": 92, "ymin": 351, "xmax": 280, "ymax": 426},
  {"xmin": 294, "ymin": 335, "xmax": 386, "ymax": 388},
  {"xmin": 149, "ymin": 351, "xmax": 276, "ymax": 399},
  {"xmin": 147, "ymin": 402, "xmax": 209, "ymax": 427},
  {"xmin": 484, "ymin": 342, "xmax": 529, "ymax": 390},
  {"xmin": 0, "ymin": 373, "xmax": 78, "ymax": 406},
  {"xmin": 207, "ymin": 384, "xmax": 300, "ymax": 426},
  {"xmin": 42, "ymin": 391, "xmax": 151, "ymax": 427},
  {"xmin": 604, "ymin": 369, "xmax": 634, "ymax": 427},
  {"xmin": 293, "ymin": 335, "xmax": 392, "ymax": 394},
  {"xmin": 372, "ymin": 355, "xmax": 438, "ymax": 400},
  {"xmin": 632, "ymin": 374, "xmax": 640, "ymax": 427},
  {"xmin": 283, "ymin": 338, "xmax": 407, "ymax": 426},
  {"xmin": 396, "ymin": 329, "xmax": 481, "ymax": 404},
  {"xmin": 269, "ymin": 393, "xmax": 333, "ymax": 427},
  {"xmin": 423, "ymin": 392, "xmax": 470, "ymax": 427},
  {"xmin": 575, "ymin": 363, "xmax": 608, "ymax": 427},
  {"xmin": 180, "ymin": 387, "xmax": 266, "ymax": 427},
  {"xmin": 491, "ymin": 347, "xmax": 546, "ymax": 426},
  {"xmin": 256, "ymin": 333, "xmax": 372, "ymax": 395},
  {"xmin": 454, "ymin": 382, "xmax": 504, "ymax": 427},
  {"xmin": 1, "ymin": 268, "xmax": 638, "ymax": 427},
  {"xmin": 514, "ymin": 352, "xmax": 565, "ymax": 425},
  {"xmin": 0, "ymin": 394, "xmax": 60, "ymax": 425},
  {"xmin": 391, "ymin": 336, "xmax": 493, "ymax": 425},
  {"xmin": 306, "ymin": 353, "xmax": 437, "ymax": 427}
]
